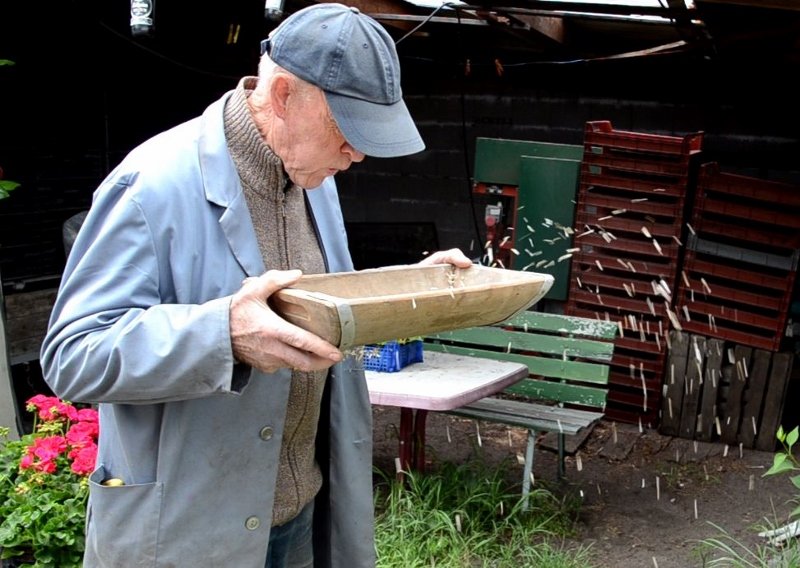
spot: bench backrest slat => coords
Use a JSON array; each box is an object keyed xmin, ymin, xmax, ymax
[
  {"xmin": 424, "ymin": 342, "xmax": 610, "ymax": 384},
  {"xmin": 506, "ymin": 379, "xmax": 608, "ymax": 408},
  {"xmin": 424, "ymin": 310, "xmax": 617, "ymax": 411},
  {"xmin": 428, "ymin": 327, "xmax": 614, "ymax": 362},
  {"xmin": 502, "ymin": 311, "xmax": 619, "ymax": 339}
]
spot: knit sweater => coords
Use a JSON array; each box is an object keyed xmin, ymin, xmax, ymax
[{"xmin": 224, "ymin": 77, "xmax": 327, "ymax": 527}]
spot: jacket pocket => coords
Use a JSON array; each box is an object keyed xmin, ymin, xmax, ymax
[{"xmin": 86, "ymin": 465, "xmax": 164, "ymax": 567}]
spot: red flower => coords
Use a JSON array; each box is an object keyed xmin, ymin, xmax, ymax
[
  {"xmin": 30, "ymin": 436, "xmax": 67, "ymax": 462},
  {"xmin": 69, "ymin": 443, "xmax": 98, "ymax": 476},
  {"xmin": 66, "ymin": 421, "xmax": 99, "ymax": 447},
  {"xmin": 75, "ymin": 408, "xmax": 99, "ymax": 423}
]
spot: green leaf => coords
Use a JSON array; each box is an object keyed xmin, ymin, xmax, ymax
[
  {"xmin": 777, "ymin": 425, "xmax": 785, "ymax": 442},
  {"xmin": 0, "ymin": 179, "xmax": 21, "ymax": 199},
  {"xmin": 764, "ymin": 453, "xmax": 794, "ymax": 477},
  {"xmin": 787, "ymin": 426, "xmax": 799, "ymax": 448},
  {"xmin": 791, "ymin": 474, "xmax": 800, "ymax": 491},
  {"xmin": 0, "ymin": 59, "xmax": 15, "ymax": 66}
]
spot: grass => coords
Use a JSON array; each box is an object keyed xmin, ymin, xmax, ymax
[
  {"xmin": 373, "ymin": 458, "xmax": 595, "ymax": 568},
  {"xmin": 693, "ymin": 520, "xmax": 800, "ymax": 567}
]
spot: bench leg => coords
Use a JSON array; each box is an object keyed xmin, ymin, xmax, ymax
[{"xmin": 521, "ymin": 429, "xmax": 536, "ymax": 511}]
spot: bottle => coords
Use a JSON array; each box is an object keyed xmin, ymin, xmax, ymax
[{"xmin": 130, "ymin": 0, "xmax": 155, "ymax": 37}]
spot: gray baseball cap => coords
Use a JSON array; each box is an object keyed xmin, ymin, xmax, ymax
[{"xmin": 261, "ymin": 3, "xmax": 425, "ymax": 158}]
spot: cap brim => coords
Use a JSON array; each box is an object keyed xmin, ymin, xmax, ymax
[{"xmin": 325, "ymin": 92, "xmax": 425, "ymax": 158}]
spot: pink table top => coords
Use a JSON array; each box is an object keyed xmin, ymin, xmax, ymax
[{"xmin": 365, "ymin": 350, "xmax": 528, "ymax": 411}]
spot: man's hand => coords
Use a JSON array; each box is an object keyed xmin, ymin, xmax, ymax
[
  {"xmin": 418, "ymin": 248, "xmax": 473, "ymax": 268},
  {"xmin": 229, "ymin": 270, "xmax": 343, "ymax": 374}
]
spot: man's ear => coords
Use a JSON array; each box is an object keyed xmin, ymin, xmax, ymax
[{"xmin": 270, "ymin": 73, "xmax": 292, "ymax": 120}]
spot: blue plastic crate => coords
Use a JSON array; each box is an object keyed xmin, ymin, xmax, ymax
[{"xmin": 362, "ymin": 339, "xmax": 424, "ymax": 372}]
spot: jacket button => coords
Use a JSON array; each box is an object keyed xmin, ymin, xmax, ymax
[
  {"xmin": 245, "ymin": 516, "xmax": 260, "ymax": 531},
  {"xmin": 259, "ymin": 426, "xmax": 273, "ymax": 441}
]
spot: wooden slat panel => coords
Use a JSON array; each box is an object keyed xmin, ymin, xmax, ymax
[
  {"xmin": 697, "ymin": 338, "xmax": 724, "ymax": 442},
  {"xmin": 755, "ymin": 353, "xmax": 794, "ymax": 451},
  {"xmin": 679, "ymin": 335, "xmax": 706, "ymax": 439},
  {"xmin": 720, "ymin": 345, "xmax": 752, "ymax": 444},
  {"xmin": 660, "ymin": 330, "xmax": 689, "ymax": 436}
]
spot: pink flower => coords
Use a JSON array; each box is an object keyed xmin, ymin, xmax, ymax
[
  {"xmin": 19, "ymin": 453, "xmax": 34, "ymax": 470},
  {"xmin": 30, "ymin": 436, "xmax": 67, "ymax": 462},
  {"xmin": 69, "ymin": 443, "xmax": 97, "ymax": 476},
  {"xmin": 66, "ymin": 421, "xmax": 99, "ymax": 447},
  {"xmin": 75, "ymin": 408, "xmax": 99, "ymax": 423},
  {"xmin": 35, "ymin": 459, "xmax": 57, "ymax": 474}
]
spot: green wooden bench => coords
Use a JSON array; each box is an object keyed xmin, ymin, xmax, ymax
[{"xmin": 425, "ymin": 310, "xmax": 618, "ymax": 508}]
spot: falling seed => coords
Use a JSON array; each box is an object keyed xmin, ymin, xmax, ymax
[
  {"xmin": 641, "ymin": 227, "xmax": 652, "ymax": 239},
  {"xmin": 577, "ymin": 276, "xmax": 583, "ymax": 288},
  {"xmin": 749, "ymin": 474, "xmax": 755, "ymax": 491},
  {"xmin": 752, "ymin": 416, "xmax": 757, "ymax": 435},
  {"xmin": 412, "ymin": 298, "xmax": 417, "ymax": 309},
  {"xmin": 682, "ymin": 270, "xmax": 690, "ymax": 288},
  {"xmin": 739, "ymin": 443, "xmax": 744, "ymax": 459},
  {"xmin": 595, "ymin": 260, "xmax": 604, "ymax": 271},
  {"xmin": 476, "ymin": 422, "xmax": 482, "ymax": 447},
  {"xmin": 653, "ymin": 557, "xmax": 659, "ymax": 568},
  {"xmin": 566, "ymin": 247, "xmax": 580, "ymax": 253},
  {"xmin": 701, "ymin": 278, "xmax": 712, "ymax": 294},
  {"xmin": 623, "ymin": 283, "xmax": 633, "ymax": 297},
  {"xmin": 683, "ymin": 305, "xmax": 691, "ymax": 322},
  {"xmin": 455, "ymin": 513, "xmax": 462, "ymax": 532},
  {"xmin": 652, "ymin": 239, "xmax": 663, "ymax": 255},
  {"xmin": 507, "ymin": 430, "xmax": 512, "ymax": 448},
  {"xmin": 672, "ymin": 236, "xmax": 683, "ymax": 246},
  {"xmin": 627, "ymin": 261, "xmax": 637, "ymax": 272},
  {"xmin": 612, "ymin": 208, "xmax": 626, "ymax": 215},
  {"xmin": 631, "ymin": 197, "xmax": 649, "ymax": 203},
  {"xmin": 597, "ymin": 215, "xmax": 612, "ymax": 221},
  {"xmin": 642, "ymin": 478, "xmax": 646, "ymax": 489},
  {"xmin": 516, "ymin": 452, "xmax": 525, "ymax": 465},
  {"xmin": 686, "ymin": 222, "xmax": 696, "ymax": 235},
  {"xmin": 668, "ymin": 397, "xmax": 673, "ymax": 418},
  {"xmin": 723, "ymin": 445, "xmax": 729, "ymax": 457},
  {"xmin": 576, "ymin": 454, "xmax": 583, "ymax": 471},
  {"xmin": 544, "ymin": 260, "xmax": 555, "ymax": 268},
  {"xmin": 394, "ymin": 457, "xmax": 402, "ymax": 473},
  {"xmin": 511, "ymin": 248, "xmax": 520, "ymax": 256},
  {"xmin": 656, "ymin": 476, "xmax": 660, "ymax": 500},
  {"xmin": 446, "ymin": 423, "xmax": 451, "ymax": 443},
  {"xmin": 694, "ymin": 499, "xmax": 698, "ymax": 519},
  {"xmin": 526, "ymin": 225, "xmax": 536, "ymax": 233},
  {"xmin": 704, "ymin": 465, "xmax": 709, "ymax": 481},
  {"xmin": 612, "ymin": 422, "xmax": 618, "ymax": 444},
  {"xmin": 653, "ymin": 188, "xmax": 666, "ymax": 192},
  {"xmin": 666, "ymin": 307, "xmax": 682, "ymax": 331},
  {"xmin": 500, "ymin": 236, "xmax": 510, "ymax": 246}
]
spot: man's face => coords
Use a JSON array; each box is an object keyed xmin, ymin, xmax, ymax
[{"xmin": 280, "ymin": 86, "xmax": 365, "ymax": 188}]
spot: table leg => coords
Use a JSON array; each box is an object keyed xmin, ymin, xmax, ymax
[
  {"xmin": 397, "ymin": 407, "xmax": 414, "ymax": 481},
  {"xmin": 412, "ymin": 409, "xmax": 428, "ymax": 473}
]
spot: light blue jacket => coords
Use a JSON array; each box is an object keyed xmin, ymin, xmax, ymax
[{"xmin": 40, "ymin": 91, "xmax": 375, "ymax": 567}]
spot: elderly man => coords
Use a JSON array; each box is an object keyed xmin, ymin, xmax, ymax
[{"xmin": 41, "ymin": 4, "xmax": 470, "ymax": 567}]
